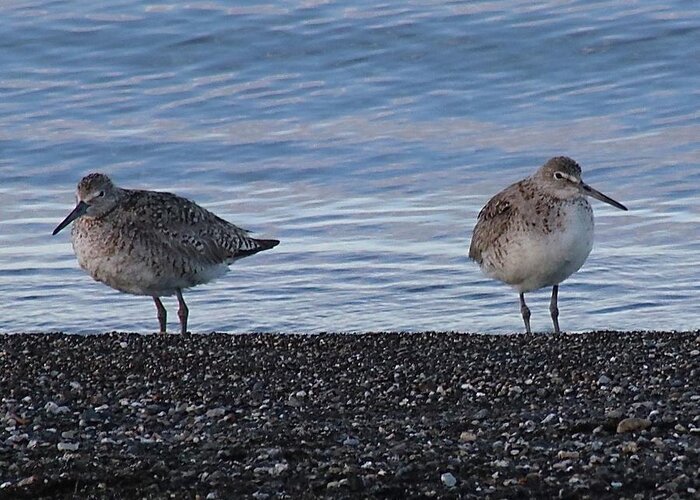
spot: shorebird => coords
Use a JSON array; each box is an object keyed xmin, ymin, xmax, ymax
[
  {"xmin": 53, "ymin": 173, "xmax": 279, "ymax": 334},
  {"xmin": 468, "ymin": 156, "xmax": 627, "ymax": 333}
]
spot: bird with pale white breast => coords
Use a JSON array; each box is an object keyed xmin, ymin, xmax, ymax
[{"xmin": 469, "ymin": 156, "xmax": 627, "ymax": 333}]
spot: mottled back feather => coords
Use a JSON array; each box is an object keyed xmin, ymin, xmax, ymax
[
  {"xmin": 113, "ymin": 189, "xmax": 277, "ymax": 266},
  {"xmin": 469, "ymin": 180, "xmax": 524, "ymax": 264}
]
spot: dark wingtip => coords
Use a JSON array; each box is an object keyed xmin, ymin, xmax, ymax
[
  {"xmin": 234, "ymin": 238, "xmax": 280, "ymax": 259},
  {"xmin": 258, "ymin": 239, "xmax": 280, "ymax": 250}
]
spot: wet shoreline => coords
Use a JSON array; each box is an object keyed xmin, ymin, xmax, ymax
[{"xmin": 1, "ymin": 331, "xmax": 699, "ymax": 498}]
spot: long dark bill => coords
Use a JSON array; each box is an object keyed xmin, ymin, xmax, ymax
[
  {"xmin": 581, "ymin": 183, "xmax": 628, "ymax": 211},
  {"xmin": 52, "ymin": 201, "xmax": 88, "ymax": 235}
]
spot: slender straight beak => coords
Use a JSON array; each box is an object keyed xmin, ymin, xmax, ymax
[
  {"xmin": 581, "ymin": 182, "xmax": 628, "ymax": 211},
  {"xmin": 52, "ymin": 201, "xmax": 88, "ymax": 235}
]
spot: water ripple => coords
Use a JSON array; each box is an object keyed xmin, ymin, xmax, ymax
[{"xmin": 0, "ymin": 0, "xmax": 698, "ymax": 333}]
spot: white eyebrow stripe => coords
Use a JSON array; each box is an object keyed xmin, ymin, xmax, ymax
[{"xmin": 561, "ymin": 172, "xmax": 579, "ymax": 183}]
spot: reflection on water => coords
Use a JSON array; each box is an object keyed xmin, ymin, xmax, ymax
[{"xmin": 0, "ymin": 0, "xmax": 698, "ymax": 333}]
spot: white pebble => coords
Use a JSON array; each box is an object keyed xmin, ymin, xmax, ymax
[
  {"xmin": 441, "ymin": 472, "xmax": 457, "ymax": 487},
  {"xmin": 44, "ymin": 402, "xmax": 70, "ymax": 414},
  {"xmin": 541, "ymin": 413, "xmax": 557, "ymax": 424},
  {"xmin": 273, "ymin": 463, "xmax": 289, "ymax": 475}
]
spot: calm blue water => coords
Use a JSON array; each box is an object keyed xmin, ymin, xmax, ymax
[{"xmin": 1, "ymin": 1, "xmax": 698, "ymax": 334}]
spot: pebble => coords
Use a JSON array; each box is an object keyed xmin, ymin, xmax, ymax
[
  {"xmin": 473, "ymin": 408, "xmax": 489, "ymax": 420},
  {"xmin": 342, "ymin": 436, "xmax": 360, "ymax": 447},
  {"xmin": 57, "ymin": 442, "xmax": 79, "ymax": 451},
  {"xmin": 459, "ymin": 431, "xmax": 477, "ymax": 442},
  {"xmin": 0, "ymin": 331, "xmax": 698, "ymax": 498},
  {"xmin": 44, "ymin": 402, "xmax": 70, "ymax": 415},
  {"xmin": 617, "ymin": 418, "xmax": 652, "ymax": 433},
  {"xmin": 441, "ymin": 472, "xmax": 457, "ymax": 487},
  {"xmin": 541, "ymin": 413, "xmax": 557, "ymax": 424},
  {"xmin": 205, "ymin": 408, "xmax": 226, "ymax": 418}
]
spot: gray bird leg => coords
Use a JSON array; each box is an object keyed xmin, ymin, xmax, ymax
[
  {"xmin": 176, "ymin": 288, "xmax": 189, "ymax": 335},
  {"xmin": 519, "ymin": 293, "xmax": 531, "ymax": 334},
  {"xmin": 550, "ymin": 285, "xmax": 560, "ymax": 334},
  {"xmin": 153, "ymin": 296, "xmax": 167, "ymax": 333}
]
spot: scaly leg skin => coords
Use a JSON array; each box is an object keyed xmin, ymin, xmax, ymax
[
  {"xmin": 176, "ymin": 288, "xmax": 189, "ymax": 335},
  {"xmin": 550, "ymin": 285, "xmax": 561, "ymax": 334},
  {"xmin": 153, "ymin": 296, "xmax": 167, "ymax": 334},
  {"xmin": 519, "ymin": 292, "xmax": 532, "ymax": 334}
]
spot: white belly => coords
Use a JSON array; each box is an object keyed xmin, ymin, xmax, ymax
[{"xmin": 483, "ymin": 202, "xmax": 594, "ymax": 293}]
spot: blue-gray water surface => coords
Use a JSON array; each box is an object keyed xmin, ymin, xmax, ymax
[{"xmin": 1, "ymin": 1, "xmax": 699, "ymax": 334}]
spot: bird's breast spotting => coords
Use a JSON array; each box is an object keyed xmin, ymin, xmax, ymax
[
  {"xmin": 481, "ymin": 199, "xmax": 594, "ymax": 292},
  {"xmin": 71, "ymin": 217, "xmax": 228, "ymax": 296}
]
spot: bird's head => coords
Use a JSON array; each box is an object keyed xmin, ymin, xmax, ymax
[
  {"xmin": 536, "ymin": 156, "xmax": 627, "ymax": 211},
  {"xmin": 52, "ymin": 173, "xmax": 120, "ymax": 235}
]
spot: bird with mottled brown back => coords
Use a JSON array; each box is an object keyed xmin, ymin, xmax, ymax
[
  {"xmin": 53, "ymin": 173, "xmax": 279, "ymax": 334},
  {"xmin": 469, "ymin": 157, "xmax": 627, "ymax": 333}
]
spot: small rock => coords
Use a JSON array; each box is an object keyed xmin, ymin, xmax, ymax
[
  {"xmin": 286, "ymin": 397, "xmax": 302, "ymax": 408},
  {"xmin": 57, "ymin": 442, "xmax": 79, "ymax": 451},
  {"xmin": 597, "ymin": 375, "xmax": 612, "ymax": 385},
  {"xmin": 17, "ymin": 476, "xmax": 37, "ymax": 487},
  {"xmin": 45, "ymin": 402, "xmax": 70, "ymax": 415},
  {"xmin": 441, "ymin": 472, "xmax": 457, "ymax": 487},
  {"xmin": 459, "ymin": 431, "xmax": 477, "ymax": 442},
  {"xmin": 617, "ymin": 418, "xmax": 651, "ymax": 433},
  {"xmin": 473, "ymin": 409, "xmax": 489, "ymax": 420},
  {"xmin": 206, "ymin": 407, "xmax": 226, "ymax": 418},
  {"xmin": 557, "ymin": 451, "xmax": 580, "ymax": 460},
  {"xmin": 621, "ymin": 441, "xmax": 638, "ymax": 454},
  {"xmin": 273, "ymin": 463, "xmax": 289, "ymax": 475},
  {"xmin": 541, "ymin": 413, "xmax": 556, "ymax": 424},
  {"xmin": 651, "ymin": 437, "xmax": 665, "ymax": 449},
  {"xmin": 605, "ymin": 409, "xmax": 624, "ymax": 420},
  {"xmin": 343, "ymin": 436, "xmax": 360, "ymax": 447}
]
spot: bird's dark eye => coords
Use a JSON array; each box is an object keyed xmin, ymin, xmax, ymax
[
  {"xmin": 554, "ymin": 172, "xmax": 564, "ymax": 180},
  {"xmin": 98, "ymin": 191, "xmax": 105, "ymax": 197}
]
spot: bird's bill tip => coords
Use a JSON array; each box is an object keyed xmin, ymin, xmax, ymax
[
  {"xmin": 52, "ymin": 201, "xmax": 88, "ymax": 235},
  {"xmin": 581, "ymin": 183, "xmax": 628, "ymax": 211}
]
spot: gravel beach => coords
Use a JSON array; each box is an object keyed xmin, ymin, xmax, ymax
[{"xmin": 1, "ymin": 331, "xmax": 699, "ymax": 499}]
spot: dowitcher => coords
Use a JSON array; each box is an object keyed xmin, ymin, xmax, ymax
[
  {"xmin": 468, "ymin": 156, "xmax": 627, "ymax": 333},
  {"xmin": 53, "ymin": 173, "xmax": 279, "ymax": 334}
]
